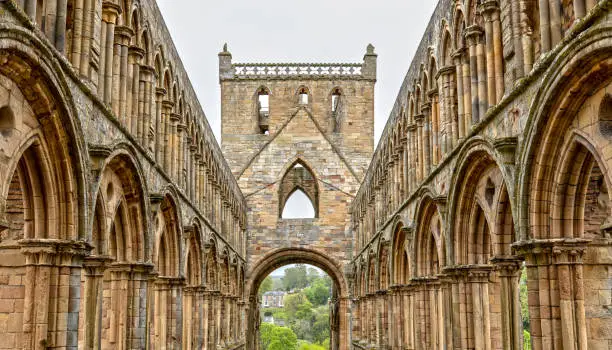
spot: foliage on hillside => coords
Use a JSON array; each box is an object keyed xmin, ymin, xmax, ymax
[{"xmin": 259, "ymin": 264, "xmax": 332, "ymax": 349}]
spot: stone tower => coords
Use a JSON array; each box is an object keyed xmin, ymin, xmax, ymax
[{"xmin": 219, "ymin": 45, "xmax": 376, "ymax": 348}]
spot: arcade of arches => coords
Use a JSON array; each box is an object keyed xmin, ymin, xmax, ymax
[{"xmin": 0, "ymin": 0, "xmax": 610, "ymax": 349}]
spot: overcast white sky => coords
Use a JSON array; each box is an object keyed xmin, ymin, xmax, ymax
[{"xmin": 157, "ymin": 0, "xmax": 438, "ymax": 144}]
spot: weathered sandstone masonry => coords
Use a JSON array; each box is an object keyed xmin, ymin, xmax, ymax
[
  {"xmin": 1, "ymin": 0, "xmax": 612, "ymax": 348},
  {"xmin": 219, "ymin": 46, "xmax": 376, "ymax": 350},
  {"xmin": 349, "ymin": 0, "xmax": 612, "ymax": 349},
  {"xmin": 0, "ymin": 0, "xmax": 247, "ymax": 349}
]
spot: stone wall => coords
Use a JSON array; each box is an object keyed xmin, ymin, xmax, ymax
[
  {"xmin": 349, "ymin": 0, "xmax": 612, "ymax": 349},
  {"xmin": 0, "ymin": 0, "xmax": 247, "ymax": 348},
  {"xmin": 219, "ymin": 47, "xmax": 376, "ymax": 349}
]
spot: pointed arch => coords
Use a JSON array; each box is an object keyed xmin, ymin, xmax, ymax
[
  {"xmin": 154, "ymin": 193, "xmax": 181, "ymax": 277},
  {"xmin": 278, "ymin": 158, "xmax": 319, "ymax": 218},
  {"xmin": 391, "ymin": 221, "xmax": 411, "ymax": 284},
  {"xmin": 413, "ymin": 195, "xmax": 445, "ymax": 276}
]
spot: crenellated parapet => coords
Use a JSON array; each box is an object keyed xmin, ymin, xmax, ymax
[{"xmin": 219, "ymin": 43, "xmax": 377, "ymax": 81}]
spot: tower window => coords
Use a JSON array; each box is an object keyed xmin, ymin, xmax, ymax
[
  {"xmin": 331, "ymin": 88, "xmax": 341, "ymax": 113},
  {"xmin": 331, "ymin": 88, "xmax": 342, "ymax": 132},
  {"xmin": 257, "ymin": 87, "xmax": 270, "ymax": 134},
  {"xmin": 298, "ymin": 87, "xmax": 309, "ymax": 105}
]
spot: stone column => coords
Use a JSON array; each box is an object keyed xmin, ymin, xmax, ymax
[
  {"xmin": 415, "ymin": 114, "xmax": 424, "ymax": 182},
  {"xmin": 449, "ymin": 71, "xmax": 459, "ymax": 147},
  {"xmin": 198, "ymin": 160, "xmax": 205, "ymax": 212},
  {"xmin": 40, "ymin": 0, "xmax": 69, "ymax": 52},
  {"xmin": 176, "ymin": 122, "xmax": 186, "ymax": 187},
  {"xmin": 70, "ymin": 0, "xmax": 84, "ymax": 68},
  {"xmin": 107, "ymin": 266, "xmax": 133, "ymax": 349},
  {"xmin": 428, "ymin": 90, "xmax": 440, "ymax": 165},
  {"xmin": 451, "ymin": 50, "xmax": 466, "ymax": 140},
  {"xmin": 466, "ymin": 26, "xmax": 485, "ymax": 124},
  {"xmin": 169, "ymin": 113, "xmax": 181, "ymax": 182},
  {"xmin": 386, "ymin": 288, "xmax": 397, "ymax": 349},
  {"xmin": 458, "ymin": 47, "xmax": 472, "ymax": 133},
  {"xmin": 19, "ymin": 240, "xmax": 90, "ymax": 350},
  {"xmin": 22, "ymin": 0, "xmax": 36, "ymax": 21},
  {"xmin": 128, "ymin": 46, "xmax": 145, "ymax": 138},
  {"xmin": 518, "ymin": 1, "xmax": 534, "ymax": 74},
  {"xmin": 153, "ymin": 278, "xmax": 170, "ymax": 349},
  {"xmin": 99, "ymin": 2, "xmax": 121, "ymax": 104},
  {"xmin": 368, "ymin": 293, "xmax": 375, "ymax": 347},
  {"xmin": 549, "ymin": 0, "xmax": 563, "ymax": 49},
  {"xmin": 81, "ymin": 256, "xmax": 112, "ymax": 350},
  {"xmin": 237, "ymin": 299, "xmax": 246, "ymax": 346},
  {"xmin": 439, "ymin": 274, "xmax": 454, "ymax": 350},
  {"xmin": 436, "ymin": 71, "xmax": 448, "ymax": 156},
  {"xmin": 202, "ymin": 291, "xmax": 211, "ymax": 350},
  {"xmin": 492, "ymin": 257, "xmax": 523, "ymax": 350},
  {"xmin": 481, "ymin": 1, "xmax": 504, "ymax": 104},
  {"xmin": 422, "ymin": 103, "xmax": 432, "ymax": 175},
  {"xmin": 514, "ymin": 239, "xmax": 589, "ymax": 350},
  {"xmin": 139, "ymin": 66, "xmax": 155, "ymax": 151},
  {"xmin": 468, "ymin": 266, "xmax": 494, "ymax": 350},
  {"xmin": 126, "ymin": 263, "xmax": 154, "ymax": 350},
  {"xmin": 351, "ymin": 297, "xmax": 361, "ymax": 344},
  {"xmin": 154, "ymin": 87, "xmax": 166, "ymax": 164},
  {"xmin": 112, "ymin": 26, "xmax": 132, "ymax": 122},
  {"xmin": 482, "ymin": 5, "xmax": 497, "ymax": 106},
  {"xmin": 443, "ymin": 266, "xmax": 469, "ymax": 349},
  {"xmin": 402, "ymin": 286, "xmax": 415, "ymax": 350},
  {"xmin": 407, "ymin": 123, "xmax": 417, "ymax": 190},
  {"xmin": 215, "ymin": 291, "xmax": 223, "ymax": 348},
  {"xmin": 182, "ymin": 287, "xmax": 195, "ymax": 350},
  {"xmin": 161, "ymin": 100, "xmax": 175, "ymax": 173},
  {"xmin": 401, "ymin": 136, "xmax": 409, "ymax": 193}
]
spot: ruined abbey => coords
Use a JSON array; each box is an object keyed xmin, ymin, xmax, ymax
[{"xmin": 0, "ymin": 0, "xmax": 610, "ymax": 348}]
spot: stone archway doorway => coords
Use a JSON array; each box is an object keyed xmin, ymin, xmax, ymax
[{"xmin": 245, "ymin": 248, "xmax": 350, "ymax": 350}]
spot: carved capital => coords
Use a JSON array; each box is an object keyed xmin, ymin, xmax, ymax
[
  {"xmin": 493, "ymin": 136, "xmax": 518, "ymax": 165},
  {"xmin": 465, "ymin": 25, "xmax": 484, "ymax": 44},
  {"xmin": 101, "ymin": 1, "xmax": 121, "ymax": 23},
  {"xmin": 512, "ymin": 238, "xmax": 591, "ymax": 265}
]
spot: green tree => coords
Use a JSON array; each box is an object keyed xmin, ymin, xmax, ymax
[
  {"xmin": 307, "ymin": 267, "xmax": 321, "ymax": 284},
  {"xmin": 519, "ymin": 265, "xmax": 532, "ymax": 350},
  {"xmin": 292, "ymin": 319, "xmax": 315, "ymax": 342},
  {"xmin": 272, "ymin": 276, "xmax": 284, "ymax": 290},
  {"xmin": 260, "ymin": 323, "xmax": 275, "ymax": 349},
  {"xmin": 271, "ymin": 326, "xmax": 298, "ymax": 350},
  {"xmin": 284, "ymin": 292, "xmax": 305, "ymax": 319},
  {"xmin": 312, "ymin": 306, "xmax": 331, "ymax": 344},
  {"xmin": 523, "ymin": 330, "xmax": 532, "ymax": 350},
  {"xmin": 260, "ymin": 323, "xmax": 298, "ymax": 350},
  {"xmin": 519, "ymin": 266, "xmax": 530, "ymax": 331},
  {"xmin": 304, "ymin": 278, "xmax": 330, "ymax": 306},
  {"xmin": 282, "ymin": 264, "xmax": 309, "ymax": 291},
  {"xmin": 298, "ymin": 341, "xmax": 326, "ymax": 350},
  {"xmin": 259, "ymin": 276, "xmax": 274, "ymax": 297}
]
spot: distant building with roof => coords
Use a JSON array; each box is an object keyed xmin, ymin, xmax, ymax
[{"xmin": 262, "ymin": 291, "xmax": 285, "ymax": 308}]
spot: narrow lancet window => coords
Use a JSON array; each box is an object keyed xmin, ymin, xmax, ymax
[
  {"xmin": 331, "ymin": 88, "xmax": 342, "ymax": 132},
  {"xmin": 298, "ymin": 87, "xmax": 309, "ymax": 105},
  {"xmin": 257, "ymin": 87, "xmax": 270, "ymax": 134}
]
